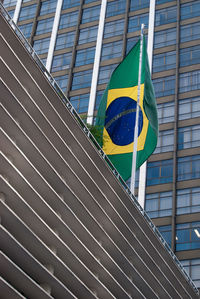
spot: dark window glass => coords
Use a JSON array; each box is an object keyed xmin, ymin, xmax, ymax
[
  {"xmin": 181, "ymin": 1, "xmax": 200, "ymax": 20},
  {"xmin": 177, "ymin": 155, "xmax": 200, "ymax": 181},
  {"xmin": 70, "ymin": 93, "xmax": 90, "ymax": 113},
  {"xmin": 180, "ymin": 22, "xmax": 200, "ymax": 43},
  {"xmin": 157, "ymin": 101, "xmax": 174, "ymax": 124},
  {"xmin": 51, "ymin": 52, "xmax": 72, "ymax": 72},
  {"xmin": 101, "ymin": 40, "xmax": 123, "ymax": 61},
  {"xmin": 153, "ymin": 75, "xmax": 175, "ymax": 98},
  {"xmin": 55, "ymin": 31, "xmax": 75, "ymax": 50},
  {"xmin": 78, "ymin": 26, "xmax": 98, "ymax": 44},
  {"xmin": 71, "ymin": 69, "xmax": 93, "ymax": 90},
  {"xmin": 180, "ymin": 45, "xmax": 200, "ymax": 67},
  {"xmin": 75, "ymin": 47, "xmax": 95, "ymax": 66},
  {"xmin": 147, "ymin": 159, "xmax": 173, "ymax": 186},
  {"xmin": 154, "ymin": 28, "xmax": 176, "ymax": 49},
  {"xmin": 178, "ymin": 97, "xmax": 200, "ymax": 120},
  {"xmin": 95, "ymin": 90, "xmax": 104, "ymax": 110},
  {"xmin": 155, "ymin": 6, "xmax": 177, "ymax": 26},
  {"xmin": 19, "ymin": 22, "xmax": 33, "ymax": 39},
  {"xmin": 35, "ymin": 17, "xmax": 54, "ymax": 35},
  {"xmin": 126, "ymin": 37, "xmax": 139, "ymax": 54},
  {"xmin": 181, "ymin": 259, "xmax": 200, "ymax": 288},
  {"xmin": 62, "ymin": 0, "xmax": 80, "ymax": 9},
  {"xmin": 104, "ymin": 19, "xmax": 124, "ymax": 38},
  {"xmin": 154, "ymin": 129, "xmax": 174, "ymax": 154},
  {"xmin": 59, "ymin": 11, "xmax": 78, "ymax": 29},
  {"xmin": 130, "ymin": 0, "xmax": 150, "ymax": 11},
  {"xmin": 82, "ymin": 5, "xmax": 100, "ymax": 23},
  {"xmin": 178, "ymin": 125, "xmax": 200, "ymax": 150},
  {"xmin": 176, "ymin": 222, "xmax": 200, "ymax": 251},
  {"xmin": 128, "ymin": 13, "xmax": 149, "ymax": 32},
  {"xmin": 177, "ymin": 187, "xmax": 200, "ymax": 215},
  {"xmin": 153, "ymin": 51, "xmax": 176, "ymax": 73},
  {"xmin": 98, "ymin": 64, "xmax": 117, "ymax": 85},
  {"xmin": 106, "ymin": 0, "xmax": 126, "ymax": 17},
  {"xmin": 179, "ymin": 71, "xmax": 200, "ymax": 93},
  {"xmin": 54, "ymin": 74, "xmax": 68, "ymax": 92},
  {"xmin": 145, "ymin": 191, "xmax": 172, "ymax": 218},
  {"xmin": 19, "ymin": 4, "xmax": 37, "ymax": 21},
  {"xmin": 33, "ymin": 37, "xmax": 50, "ymax": 54},
  {"xmin": 156, "ymin": 0, "xmax": 174, "ymax": 3},
  {"xmin": 7, "ymin": 9, "xmax": 15, "ymax": 18},
  {"xmin": 40, "ymin": 0, "xmax": 57, "ymax": 16},
  {"xmin": 158, "ymin": 225, "xmax": 172, "ymax": 247}
]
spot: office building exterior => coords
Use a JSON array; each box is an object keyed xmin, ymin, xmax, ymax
[{"xmin": 2, "ymin": 0, "xmax": 200, "ymax": 291}]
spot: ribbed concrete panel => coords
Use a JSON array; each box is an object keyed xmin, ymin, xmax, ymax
[{"xmin": 0, "ymin": 6, "xmax": 199, "ymax": 299}]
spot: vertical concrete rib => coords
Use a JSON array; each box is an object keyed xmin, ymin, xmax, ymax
[
  {"xmin": 87, "ymin": 0, "xmax": 107, "ymax": 125},
  {"xmin": 12, "ymin": 0, "xmax": 22, "ymax": 23},
  {"xmin": 138, "ymin": 0, "xmax": 156, "ymax": 208},
  {"xmin": 45, "ymin": 0, "xmax": 63, "ymax": 72}
]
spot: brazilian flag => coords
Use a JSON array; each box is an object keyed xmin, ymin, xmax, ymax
[{"xmin": 96, "ymin": 38, "xmax": 158, "ymax": 181}]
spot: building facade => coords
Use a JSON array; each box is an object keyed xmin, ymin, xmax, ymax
[{"xmin": 3, "ymin": 0, "xmax": 200, "ymax": 289}]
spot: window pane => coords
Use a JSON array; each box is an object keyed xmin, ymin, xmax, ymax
[
  {"xmin": 154, "ymin": 28, "xmax": 176, "ymax": 49},
  {"xmin": 75, "ymin": 47, "xmax": 95, "ymax": 66},
  {"xmin": 155, "ymin": 6, "xmax": 177, "ymax": 26},
  {"xmin": 55, "ymin": 31, "xmax": 75, "ymax": 50},
  {"xmin": 81, "ymin": 5, "xmax": 100, "ymax": 24},
  {"xmin": 19, "ymin": 4, "xmax": 37, "ymax": 21},
  {"xmin": 59, "ymin": 11, "xmax": 78, "ymax": 29},
  {"xmin": 104, "ymin": 19, "xmax": 124, "ymax": 39}
]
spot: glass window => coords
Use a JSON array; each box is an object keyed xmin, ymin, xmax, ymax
[
  {"xmin": 157, "ymin": 101, "xmax": 174, "ymax": 124},
  {"xmin": 130, "ymin": 0, "xmax": 150, "ymax": 11},
  {"xmin": 153, "ymin": 75, "xmax": 175, "ymax": 98},
  {"xmin": 156, "ymin": 0, "xmax": 174, "ymax": 4},
  {"xmin": 153, "ymin": 51, "xmax": 176, "ymax": 73},
  {"xmin": 181, "ymin": 259, "xmax": 200, "ymax": 288},
  {"xmin": 128, "ymin": 13, "xmax": 149, "ymax": 33},
  {"xmin": 145, "ymin": 191, "xmax": 172, "ymax": 218},
  {"xmin": 55, "ymin": 31, "xmax": 75, "ymax": 50},
  {"xmin": 177, "ymin": 187, "xmax": 200, "ymax": 215},
  {"xmin": 59, "ymin": 11, "xmax": 78, "ymax": 29},
  {"xmin": 7, "ymin": 9, "xmax": 15, "ymax": 18},
  {"xmin": 178, "ymin": 125, "xmax": 200, "ymax": 150},
  {"xmin": 126, "ymin": 37, "xmax": 139, "ymax": 54},
  {"xmin": 147, "ymin": 159, "xmax": 173, "ymax": 186},
  {"xmin": 70, "ymin": 93, "xmax": 90, "ymax": 113},
  {"xmin": 78, "ymin": 26, "xmax": 98, "ymax": 44},
  {"xmin": 18, "ymin": 4, "xmax": 37, "ymax": 21},
  {"xmin": 19, "ymin": 22, "xmax": 33, "ymax": 39},
  {"xmin": 176, "ymin": 222, "xmax": 200, "ymax": 251},
  {"xmin": 71, "ymin": 69, "xmax": 93, "ymax": 90},
  {"xmin": 54, "ymin": 74, "xmax": 68, "ymax": 93},
  {"xmin": 95, "ymin": 90, "xmax": 104, "ymax": 110},
  {"xmin": 180, "ymin": 45, "xmax": 200, "ymax": 68},
  {"xmin": 51, "ymin": 52, "xmax": 72, "ymax": 72},
  {"xmin": 75, "ymin": 47, "xmax": 95, "ymax": 66},
  {"xmin": 62, "ymin": 0, "xmax": 80, "ymax": 9},
  {"xmin": 40, "ymin": 0, "xmax": 57, "ymax": 16},
  {"xmin": 81, "ymin": 5, "xmax": 100, "ymax": 23},
  {"xmin": 155, "ymin": 6, "xmax": 177, "ymax": 26},
  {"xmin": 177, "ymin": 155, "xmax": 200, "ymax": 181},
  {"xmin": 101, "ymin": 40, "xmax": 123, "ymax": 61},
  {"xmin": 181, "ymin": 1, "xmax": 200, "ymax": 20},
  {"xmin": 154, "ymin": 28, "xmax": 176, "ymax": 49},
  {"xmin": 154, "ymin": 129, "xmax": 174, "ymax": 154},
  {"xmin": 35, "ymin": 17, "xmax": 54, "ymax": 35},
  {"xmin": 179, "ymin": 70, "xmax": 200, "ymax": 93},
  {"xmin": 106, "ymin": 0, "xmax": 126, "ymax": 17},
  {"xmin": 98, "ymin": 64, "xmax": 117, "ymax": 85},
  {"xmin": 33, "ymin": 37, "xmax": 50, "ymax": 54},
  {"xmin": 158, "ymin": 225, "xmax": 172, "ymax": 247},
  {"xmin": 104, "ymin": 19, "xmax": 124, "ymax": 39},
  {"xmin": 179, "ymin": 97, "xmax": 200, "ymax": 120},
  {"xmin": 180, "ymin": 22, "xmax": 200, "ymax": 43},
  {"xmin": 3, "ymin": 0, "xmax": 17, "ymax": 7}
]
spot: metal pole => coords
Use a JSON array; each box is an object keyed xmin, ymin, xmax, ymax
[{"xmin": 130, "ymin": 23, "xmax": 145, "ymax": 196}]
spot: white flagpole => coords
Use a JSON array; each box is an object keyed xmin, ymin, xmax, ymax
[{"xmin": 130, "ymin": 23, "xmax": 145, "ymax": 196}]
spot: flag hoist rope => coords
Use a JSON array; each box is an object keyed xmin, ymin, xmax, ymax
[{"xmin": 130, "ymin": 23, "xmax": 145, "ymax": 196}]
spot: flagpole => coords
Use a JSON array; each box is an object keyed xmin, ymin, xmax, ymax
[{"xmin": 130, "ymin": 23, "xmax": 145, "ymax": 196}]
